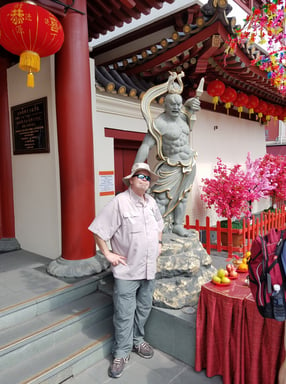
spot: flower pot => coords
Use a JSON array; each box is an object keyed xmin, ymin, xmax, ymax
[{"xmin": 221, "ymin": 232, "xmax": 243, "ymax": 247}]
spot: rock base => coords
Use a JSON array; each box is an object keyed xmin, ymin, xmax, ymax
[{"xmin": 153, "ymin": 230, "xmax": 216, "ymax": 309}]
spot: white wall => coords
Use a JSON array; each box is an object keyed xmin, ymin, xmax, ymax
[
  {"xmin": 93, "ymin": 88, "xmax": 269, "ymax": 225},
  {"xmin": 7, "ymin": 57, "xmax": 61, "ymax": 259},
  {"xmin": 92, "ymin": 89, "xmax": 162, "ymax": 215},
  {"xmin": 190, "ymin": 109, "xmax": 269, "ymax": 225},
  {"xmin": 5, "ymin": 57, "xmax": 269, "ymax": 258}
]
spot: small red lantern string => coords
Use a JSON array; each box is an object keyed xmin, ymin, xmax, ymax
[
  {"xmin": 0, "ymin": 2, "xmax": 64, "ymax": 88},
  {"xmin": 206, "ymin": 80, "xmax": 284, "ymax": 123},
  {"xmin": 206, "ymin": 79, "xmax": 225, "ymax": 110},
  {"xmin": 220, "ymin": 87, "xmax": 237, "ymax": 114}
]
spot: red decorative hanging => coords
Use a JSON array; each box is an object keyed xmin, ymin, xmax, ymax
[
  {"xmin": 0, "ymin": 2, "xmax": 64, "ymax": 88},
  {"xmin": 220, "ymin": 87, "xmax": 237, "ymax": 114},
  {"xmin": 233, "ymin": 92, "xmax": 249, "ymax": 118},
  {"xmin": 206, "ymin": 79, "xmax": 225, "ymax": 110},
  {"xmin": 246, "ymin": 95, "xmax": 259, "ymax": 118}
]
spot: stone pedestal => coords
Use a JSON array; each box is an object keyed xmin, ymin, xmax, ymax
[
  {"xmin": 47, "ymin": 252, "xmax": 110, "ymax": 278},
  {"xmin": 0, "ymin": 238, "xmax": 20, "ymax": 253},
  {"xmin": 153, "ymin": 230, "xmax": 216, "ymax": 309}
]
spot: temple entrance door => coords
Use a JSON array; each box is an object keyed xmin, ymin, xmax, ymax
[
  {"xmin": 114, "ymin": 139, "xmax": 141, "ymax": 194},
  {"xmin": 105, "ymin": 129, "xmax": 145, "ymax": 195}
]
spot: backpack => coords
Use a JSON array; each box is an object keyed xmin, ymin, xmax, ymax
[{"xmin": 248, "ymin": 228, "xmax": 286, "ymax": 321}]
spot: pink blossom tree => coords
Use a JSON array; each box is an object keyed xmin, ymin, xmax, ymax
[
  {"xmin": 244, "ymin": 152, "xmax": 276, "ymax": 213},
  {"xmin": 259, "ymin": 154, "xmax": 286, "ymax": 205},
  {"xmin": 201, "ymin": 154, "xmax": 276, "ymax": 220},
  {"xmin": 201, "ymin": 158, "xmax": 249, "ymax": 219}
]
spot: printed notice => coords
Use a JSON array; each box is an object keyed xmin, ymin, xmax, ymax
[{"xmin": 99, "ymin": 171, "xmax": 115, "ymax": 196}]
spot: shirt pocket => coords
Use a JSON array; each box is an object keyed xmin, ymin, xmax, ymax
[
  {"xmin": 146, "ymin": 206, "xmax": 160, "ymax": 231},
  {"xmin": 122, "ymin": 211, "xmax": 143, "ymax": 233}
]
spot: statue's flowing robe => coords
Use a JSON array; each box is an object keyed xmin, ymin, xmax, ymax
[{"xmin": 151, "ymin": 157, "xmax": 196, "ymax": 217}]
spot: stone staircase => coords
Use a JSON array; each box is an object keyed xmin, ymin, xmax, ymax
[
  {"xmin": 0, "ymin": 272, "xmax": 114, "ymax": 384},
  {"xmin": 0, "ymin": 244, "xmax": 223, "ymax": 383}
]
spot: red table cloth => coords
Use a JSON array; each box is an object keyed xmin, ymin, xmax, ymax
[{"xmin": 195, "ymin": 274, "xmax": 285, "ymax": 384}]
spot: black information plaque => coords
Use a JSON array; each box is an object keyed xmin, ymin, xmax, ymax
[{"xmin": 11, "ymin": 97, "xmax": 50, "ymax": 154}]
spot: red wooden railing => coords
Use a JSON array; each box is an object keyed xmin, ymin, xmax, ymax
[{"xmin": 185, "ymin": 206, "xmax": 286, "ymax": 259}]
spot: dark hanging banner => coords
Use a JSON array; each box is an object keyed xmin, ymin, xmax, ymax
[{"xmin": 11, "ymin": 97, "xmax": 50, "ymax": 155}]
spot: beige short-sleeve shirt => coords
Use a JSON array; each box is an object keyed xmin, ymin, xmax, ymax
[{"xmin": 88, "ymin": 188, "xmax": 164, "ymax": 280}]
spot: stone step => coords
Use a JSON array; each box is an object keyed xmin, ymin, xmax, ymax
[
  {"xmin": 0, "ymin": 269, "xmax": 110, "ymax": 331},
  {"xmin": 0, "ymin": 290, "xmax": 114, "ymax": 384},
  {"xmin": 0, "ymin": 291, "xmax": 113, "ymax": 362},
  {"xmin": 1, "ymin": 315, "xmax": 113, "ymax": 384}
]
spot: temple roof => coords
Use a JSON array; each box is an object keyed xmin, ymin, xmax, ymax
[
  {"xmin": 0, "ymin": 0, "xmax": 284, "ymax": 112},
  {"xmin": 91, "ymin": 0, "xmax": 286, "ymax": 110}
]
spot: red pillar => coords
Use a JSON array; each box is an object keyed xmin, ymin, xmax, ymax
[
  {"xmin": 0, "ymin": 59, "xmax": 15, "ymax": 238},
  {"xmin": 55, "ymin": 0, "xmax": 95, "ymax": 260}
]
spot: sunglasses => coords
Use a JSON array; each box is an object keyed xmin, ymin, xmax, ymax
[{"xmin": 132, "ymin": 174, "xmax": 151, "ymax": 182}]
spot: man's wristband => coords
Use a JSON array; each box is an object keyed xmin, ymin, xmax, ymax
[{"xmin": 159, "ymin": 240, "xmax": 163, "ymax": 244}]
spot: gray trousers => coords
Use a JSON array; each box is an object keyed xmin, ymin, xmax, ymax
[{"xmin": 112, "ymin": 278, "xmax": 155, "ymax": 358}]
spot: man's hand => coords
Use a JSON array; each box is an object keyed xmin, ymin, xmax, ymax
[
  {"xmin": 94, "ymin": 234, "xmax": 127, "ymax": 267},
  {"xmin": 105, "ymin": 251, "xmax": 127, "ymax": 267}
]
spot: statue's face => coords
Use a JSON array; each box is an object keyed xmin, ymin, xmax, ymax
[{"xmin": 164, "ymin": 95, "xmax": 182, "ymax": 117}]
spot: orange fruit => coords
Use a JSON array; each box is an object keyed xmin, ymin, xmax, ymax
[{"xmin": 238, "ymin": 263, "xmax": 248, "ymax": 272}]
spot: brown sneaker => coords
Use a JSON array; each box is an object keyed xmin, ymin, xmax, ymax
[
  {"xmin": 108, "ymin": 356, "xmax": 130, "ymax": 378},
  {"xmin": 133, "ymin": 341, "xmax": 154, "ymax": 359}
]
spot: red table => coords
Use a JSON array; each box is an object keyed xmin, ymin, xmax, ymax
[{"xmin": 195, "ymin": 274, "xmax": 285, "ymax": 384}]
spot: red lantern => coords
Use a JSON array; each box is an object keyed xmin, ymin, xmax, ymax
[
  {"xmin": 265, "ymin": 103, "xmax": 276, "ymax": 122},
  {"xmin": 220, "ymin": 87, "xmax": 237, "ymax": 114},
  {"xmin": 233, "ymin": 92, "xmax": 249, "ymax": 117},
  {"xmin": 246, "ymin": 95, "xmax": 259, "ymax": 118},
  {"xmin": 255, "ymin": 100, "xmax": 268, "ymax": 120},
  {"xmin": 207, "ymin": 79, "xmax": 225, "ymax": 110},
  {"xmin": 273, "ymin": 105, "xmax": 283, "ymax": 120},
  {"xmin": 282, "ymin": 108, "xmax": 286, "ymax": 122},
  {"xmin": 279, "ymin": 107, "xmax": 286, "ymax": 122},
  {"xmin": 0, "ymin": 2, "xmax": 64, "ymax": 87}
]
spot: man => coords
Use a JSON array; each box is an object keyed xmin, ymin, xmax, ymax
[
  {"xmin": 89, "ymin": 163, "xmax": 164, "ymax": 378},
  {"xmin": 135, "ymin": 89, "xmax": 200, "ymax": 237}
]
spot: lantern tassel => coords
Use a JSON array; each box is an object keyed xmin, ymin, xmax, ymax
[
  {"xmin": 27, "ymin": 72, "xmax": 34, "ymax": 88},
  {"xmin": 19, "ymin": 51, "xmax": 40, "ymax": 73},
  {"xmin": 19, "ymin": 50, "xmax": 40, "ymax": 87},
  {"xmin": 213, "ymin": 96, "xmax": 219, "ymax": 110},
  {"xmin": 248, "ymin": 108, "xmax": 254, "ymax": 119}
]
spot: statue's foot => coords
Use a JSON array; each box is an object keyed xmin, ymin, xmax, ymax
[{"xmin": 172, "ymin": 224, "xmax": 191, "ymax": 237}]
